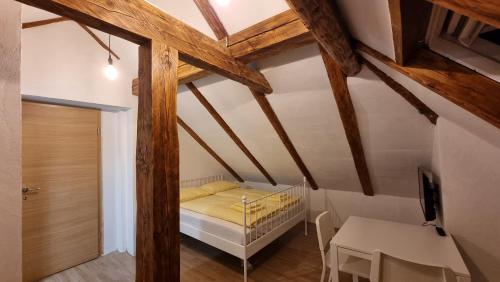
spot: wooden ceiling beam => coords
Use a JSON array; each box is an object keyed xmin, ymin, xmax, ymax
[
  {"xmin": 388, "ymin": 0, "xmax": 433, "ymax": 65},
  {"xmin": 186, "ymin": 82, "xmax": 277, "ymax": 186},
  {"xmin": 428, "ymin": 0, "xmax": 500, "ymax": 28},
  {"xmin": 22, "ymin": 16, "xmax": 69, "ymax": 29},
  {"xmin": 178, "ymin": 117, "xmax": 244, "ymax": 182},
  {"xmin": 320, "ymin": 46, "xmax": 374, "ymax": 196},
  {"xmin": 133, "ymin": 10, "xmax": 314, "ymax": 95},
  {"xmin": 251, "ymin": 90, "xmax": 319, "ymax": 189},
  {"xmin": 357, "ymin": 41, "xmax": 500, "ymax": 130},
  {"xmin": 285, "ymin": 0, "xmax": 361, "ymax": 76},
  {"xmin": 77, "ymin": 24, "xmax": 120, "ymax": 60},
  {"xmin": 18, "ymin": 0, "xmax": 272, "ymax": 93},
  {"xmin": 361, "ymin": 57, "xmax": 438, "ymax": 124},
  {"xmin": 193, "ymin": 0, "xmax": 228, "ymax": 40}
]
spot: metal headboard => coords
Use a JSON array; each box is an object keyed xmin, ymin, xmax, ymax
[{"xmin": 180, "ymin": 175, "xmax": 224, "ymax": 188}]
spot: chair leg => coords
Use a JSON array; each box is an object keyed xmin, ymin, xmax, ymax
[
  {"xmin": 320, "ymin": 265, "xmax": 326, "ymax": 282},
  {"xmin": 352, "ymin": 274, "xmax": 359, "ymax": 282},
  {"xmin": 328, "ymin": 268, "xmax": 333, "ymax": 282}
]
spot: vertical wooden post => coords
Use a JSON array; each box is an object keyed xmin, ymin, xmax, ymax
[{"xmin": 136, "ymin": 40, "xmax": 180, "ymax": 282}]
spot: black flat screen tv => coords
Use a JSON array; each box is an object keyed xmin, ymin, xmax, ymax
[{"xmin": 418, "ymin": 167, "xmax": 436, "ymax": 222}]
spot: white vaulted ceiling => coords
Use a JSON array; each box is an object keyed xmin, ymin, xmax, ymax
[{"xmin": 23, "ymin": 0, "xmax": 497, "ymax": 198}]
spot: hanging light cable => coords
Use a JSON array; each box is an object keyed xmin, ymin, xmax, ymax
[{"xmin": 104, "ymin": 34, "xmax": 118, "ymax": 80}]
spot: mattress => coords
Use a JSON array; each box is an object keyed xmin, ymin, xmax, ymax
[{"xmin": 180, "ymin": 208, "xmax": 246, "ymax": 244}]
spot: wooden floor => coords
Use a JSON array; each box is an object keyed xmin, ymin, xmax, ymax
[{"xmin": 42, "ymin": 224, "xmax": 367, "ymax": 282}]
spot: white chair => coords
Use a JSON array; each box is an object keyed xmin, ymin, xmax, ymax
[
  {"xmin": 370, "ymin": 250, "xmax": 458, "ymax": 282},
  {"xmin": 315, "ymin": 211, "xmax": 370, "ymax": 282}
]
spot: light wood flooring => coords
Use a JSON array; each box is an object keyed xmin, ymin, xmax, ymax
[{"xmin": 42, "ymin": 224, "xmax": 367, "ymax": 282}]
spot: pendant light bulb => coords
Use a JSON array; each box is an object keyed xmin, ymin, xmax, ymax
[{"xmin": 104, "ymin": 35, "xmax": 118, "ymax": 80}]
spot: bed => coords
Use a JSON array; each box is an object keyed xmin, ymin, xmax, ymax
[{"xmin": 179, "ymin": 175, "xmax": 309, "ymax": 282}]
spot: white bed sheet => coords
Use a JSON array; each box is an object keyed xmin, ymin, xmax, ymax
[{"xmin": 180, "ymin": 202, "xmax": 304, "ymax": 246}]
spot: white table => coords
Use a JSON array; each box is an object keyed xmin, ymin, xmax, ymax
[{"xmin": 330, "ymin": 216, "xmax": 470, "ymax": 282}]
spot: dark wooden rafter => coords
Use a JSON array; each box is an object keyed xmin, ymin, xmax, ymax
[
  {"xmin": 132, "ymin": 9, "xmax": 314, "ymax": 95},
  {"xmin": 78, "ymin": 24, "xmax": 120, "ymax": 60},
  {"xmin": 285, "ymin": 0, "xmax": 361, "ymax": 76},
  {"xmin": 192, "ymin": 0, "xmax": 228, "ymax": 40},
  {"xmin": 251, "ymin": 91, "xmax": 319, "ymax": 189},
  {"xmin": 22, "ymin": 16, "xmax": 69, "ymax": 29},
  {"xmin": 136, "ymin": 42, "xmax": 180, "ymax": 281},
  {"xmin": 19, "ymin": 0, "xmax": 272, "ymax": 93},
  {"xmin": 361, "ymin": 57, "xmax": 438, "ymax": 124},
  {"xmin": 428, "ymin": 0, "xmax": 500, "ymax": 28},
  {"xmin": 320, "ymin": 46, "xmax": 374, "ymax": 196},
  {"xmin": 177, "ymin": 117, "xmax": 244, "ymax": 182},
  {"xmin": 186, "ymin": 82, "xmax": 277, "ymax": 186},
  {"xmin": 193, "ymin": 1, "xmax": 318, "ymax": 189},
  {"xmin": 388, "ymin": 0, "xmax": 433, "ymax": 65},
  {"xmin": 357, "ymin": 41, "xmax": 500, "ymax": 130}
]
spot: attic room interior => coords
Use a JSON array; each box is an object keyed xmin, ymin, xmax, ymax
[{"xmin": 1, "ymin": 0, "xmax": 499, "ymax": 281}]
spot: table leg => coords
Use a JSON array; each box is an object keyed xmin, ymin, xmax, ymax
[{"xmin": 331, "ymin": 244, "xmax": 340, "ymax": 282}]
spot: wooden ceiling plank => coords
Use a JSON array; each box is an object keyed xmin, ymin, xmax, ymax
[
  {"xmin": 78, "ymin": 24, "xmax": 121, "ymax": 60},
  {"xmin": 320, "ymin": 46, "xmax": 374, "ymax": 196},
  {"xmin": 177, "ymin": 117, "xmax": 244, "ymax": 182},
  {"xmin": 136, "ymin": 42, "xmax": 180, "ymax": 281},
  {"xmin": 133, "ymin": 10, "xmax": 314, "ymax": 95},
  {"xmin": 357, "ymin": 41, "xmax": 500, "ymax": 130},
  {"xmin": 361, "ymin": 57, "xmax": 438, "ymax": 124},
  {"xmin": 285, "ymin": 0, "xmax": 361, "ymax": 76},
  {"xmin": 388, "ymin": 0, "xmax": 433, "ymax": 65},
  {"xmin": 186, "ymin": 82, "xmax": 277, "ymax": 186},
  {"xmin": 18, "ymin": 0, "xmax": 272, "ymax": 93},
  {"xmin": 193, "ymin": 0, "xmax": 228, "ymax": 40},
  {"xmin": 251, "ymin": 90, "xmax": 319, "ymax": 190},
  {"xmin": 22, "ymin": 16, "xmax": 69, "ymax": 29},
  {"xmin": 428, "ymin": 0, "xmax": 500, "ymax": 29}
]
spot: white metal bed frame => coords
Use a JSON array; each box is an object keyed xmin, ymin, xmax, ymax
[{"xmin": 180, "ymin": 175, "xmax": 309, "ymax": 282}]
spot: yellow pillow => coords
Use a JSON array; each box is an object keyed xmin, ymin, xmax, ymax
[
  {"xmin": 200, "ymin": 181, "xmax": 239, "ymax": 194},
  {"xmin": 180, "ymin": 187, "xmax": 211, "ymax": 203}
]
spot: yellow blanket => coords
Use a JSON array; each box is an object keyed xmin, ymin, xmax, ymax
[
  {"xmin": 180, "ymin": 188, "xmax": 301, "ymax": 227},
  {"xmin": 230, "ymin": 202, "xmax": 264, "ymax": 213},
  {"xmin": 181, "ymin": 194, "xmax": 277, "ymax": 227},
  {"xmin": 216, "ymin": 188, "xmax": 298, "ymax": 207}
]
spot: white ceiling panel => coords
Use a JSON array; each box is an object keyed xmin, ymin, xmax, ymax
[
  {"xmin": 146, "ymin": 0, "xmax": 216, "ymax": 39},
  {"xmin": 336, "ymin": 0, "xmax": 396, "ymax": 60},
  {"xmin": 210, "ymin": 0, "xmax": 289, "ymax": 35}
]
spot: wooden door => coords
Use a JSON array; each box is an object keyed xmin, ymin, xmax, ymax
[{"xmin": 22, "ymin": 102, "xmax": 101, "ymax": 282}]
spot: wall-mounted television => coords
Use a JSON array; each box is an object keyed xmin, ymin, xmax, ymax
[{"xmin": 418, "ymin": 167, "xmax": 437, "ymax": 222}]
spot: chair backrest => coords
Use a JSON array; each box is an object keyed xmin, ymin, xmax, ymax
[
  {"xmin": 370, "ymin": 251, "xmax": 457, "ymax": 282},
  {"xmin": 315, "ymin": 211, "xmax": 336, "ymax": 252}
]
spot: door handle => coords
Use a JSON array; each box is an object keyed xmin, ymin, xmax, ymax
[{"xmin": 22, "ymin": 186, "xmax": 41, "ymax": 194}]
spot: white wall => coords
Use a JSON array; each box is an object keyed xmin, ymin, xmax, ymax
[
  {"xmin": 433, "ymin": 118, "xmax": 500, "ymax": 282},
  {"xmin": 179, "ymin": 126, "xmax": 235, "ymax": 181},
  {"xmin": 0, "ymin": 2, "xmax": 22, "ymax": 281}
]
